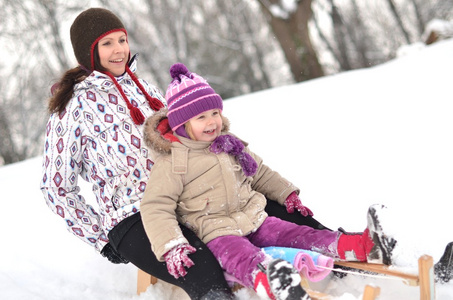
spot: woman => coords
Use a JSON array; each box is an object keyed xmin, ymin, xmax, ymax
[{"xmin": 40, "ymin": 7, "xmax": 329, "ymax": 300}]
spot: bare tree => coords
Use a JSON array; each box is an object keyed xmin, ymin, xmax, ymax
[
  {"xmin": 2, "ymin": 0, "xmax": 453, "ymax": 166},
  {"xmin": 410, "ymin": 0, "xmax": 426, "ymax": 37},
  {"xmin": 0, "ymin": 96, "xmax": 17, "ymax": 165},
  {"xmin": 312, "ymin": 0, "xmax": 383, "ymax": 72},
  {"xmin": 258, "ymin": 0, "xmax": 324, "ymax": 82},
  {"xmin": 0, "ymin": 0, "xmax": 291, "ymax": 165},
  {"xmin": 326, "ymin": 0, "xmax": 352, "ymax": 70},
  {"xmin": 311, "ymin": 0, "xmax": 453, "ymax": 74},
  {"xmin": 346, "ymin": 0, "xmax": 376, "ymax": 68},
  {"xmin": 105, "ymin": 0, "xmax": 290, "ymax": 99},
  {"xmin": 0, "ymin": 0, "xmax": 87, "ymax": 165},
  {"xmin": 385, "ymin": 0, "xmax": 412, "ymax": 44}
]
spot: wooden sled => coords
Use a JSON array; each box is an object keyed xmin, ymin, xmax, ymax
[
  {"xmin": 136, "ymin": 269, "xmax": 381, "ymax": 300},
  {"xmin": 136, "ymin": 254, "xmax": 434, "ymax": 299}
]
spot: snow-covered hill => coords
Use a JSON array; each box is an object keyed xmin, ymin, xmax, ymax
[{"xmin": 1, "ymin": 38, "xmax": 453, "ymax": 299}]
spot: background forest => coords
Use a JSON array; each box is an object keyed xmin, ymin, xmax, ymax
[{"xmin": 1, "ymin": 0, "xmax": 452, "ymax": 166}]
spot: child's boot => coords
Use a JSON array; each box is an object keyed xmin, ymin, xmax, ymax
[
  {"xmin": 366, "ymin": 204, "xmax": 397, "ymax": 264},
  {"xmin": 337, "ymin": 228, "xmax": 373, "ymax": 262},
  {"xmin": 254, "ymin": 259, "xmax": 311, "ymax": 300},
  {"xmin": 435, "ymin": 242, "xmax": 453, "ymax": 283},
  {"xmin": 254, "ymin": 268, "xmax": 275, "ymax": 300},
  {"xmin": 337, "ymin": 204, "xmax": 397, "ymax": 265}
]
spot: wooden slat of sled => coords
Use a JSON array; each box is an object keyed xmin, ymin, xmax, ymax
[
  {"xmin": 334, "ymin": 255, "xmax": 435, "ymax": 300},
  {"xmin": 334, "ymin": 260, "xmax": 420, "ymax": 285},
  {"xmin": 137, "ymin": 269, "xmax": 157, "ymax": 295},
  {"xmin": 362, "ymin": 285, "xmax": 381, "ymax": 300}
]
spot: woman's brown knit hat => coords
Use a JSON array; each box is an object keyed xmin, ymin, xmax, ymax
[
  {"xmin": 70, "ymin": 8, "xmax": 127, "ymax": 71},
  {"xmin": 69, "ymin": 8, "xmax": 164, "ymax": 125}
]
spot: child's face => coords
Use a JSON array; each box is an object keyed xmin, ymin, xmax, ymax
[
  {"xmin": 97, "ymin": 31, "xmax": 129, "ymax": 76},
  {"xmin": 187, "ymin": 109, "xmax": 222, "ymax": 142}
]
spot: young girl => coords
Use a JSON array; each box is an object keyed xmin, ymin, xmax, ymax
[{"xmin": 141, "ymin": 63, "xmax": 396, "ymax": 299}]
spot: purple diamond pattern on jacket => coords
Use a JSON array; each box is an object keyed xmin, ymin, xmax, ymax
[
  {"xmin": 56, "ymin": 138, "xmax": 64, "ymax": 153},
  {"xmin": 87, "ymin": 91, "xmax": 96, "ymax": 101},
  {"xmin": 131, "ymin": 135, "xmax": 140, "ymax": 149},
  {"xmin": 105, "ymin": 114, "xmax": 113, "ymax": 123},
  {"xmin": 127, "ymin": 156, "xmax": 137, "ymax": 167},
  {"xmin": 109, "ymin": 94, "xmax": 118, "ymax": 104},
  {"xmin": 53, "ymin": 173, "xmax": 62, "ymax": 187}
]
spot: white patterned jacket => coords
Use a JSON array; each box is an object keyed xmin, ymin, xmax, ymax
[{"xmin": 40, "ymin": 60, "xmax": 166, "ymax": 252}]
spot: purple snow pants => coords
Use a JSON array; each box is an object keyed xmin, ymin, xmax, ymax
[{"xmin": 206, "ymin": 216, "xmax": 338, "ymax": 287}]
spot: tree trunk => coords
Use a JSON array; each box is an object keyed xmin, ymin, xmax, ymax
[
  {"xmin": 258, "ymin": 0, "xmax": 324, "ymax": 82},
  {"xmin": 385, "ymin": 0, "xmax": 412, "ymax": 44},
  {"xmin": 410, "ymin": 0, "xmax": 426, "ymax": 37},
  {"xmin": 345, "ymin": 0, "xmax": 373, "ymax": 68},
  {"xmin": 328, "ymin": 0, "xmax": 351, "ymax": 70}
]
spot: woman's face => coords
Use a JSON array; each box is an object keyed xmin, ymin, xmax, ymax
[
  {"xmin": 97, "ymin": 31, "xmax": 129, "ymax": 76},
  {"xmin": 187, "ymin": 109, "xmax": 223, "ymax": 142}
]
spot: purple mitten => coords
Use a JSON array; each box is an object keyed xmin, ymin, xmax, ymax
[{"xmin": 284, "ymin": 192, "xmax": 314, "ymax": 217}]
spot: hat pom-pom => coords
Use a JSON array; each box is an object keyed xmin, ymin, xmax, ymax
[{"xmin": 169, "ymin": 63, "xmax": 190, "ymax": 80}]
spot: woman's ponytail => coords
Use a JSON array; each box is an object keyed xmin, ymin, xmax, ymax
[{"xmin": 48, "ymin": 66, "xmax": 87, "ymax": 114}]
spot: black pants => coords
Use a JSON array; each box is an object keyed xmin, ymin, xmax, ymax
[
  {"xmin": 264, "ymin": 199, "xmax": 331, "ymax": 231},
  {"xmin": 108, "ymin": 199, "xmax": 331, "ymax": 300}
]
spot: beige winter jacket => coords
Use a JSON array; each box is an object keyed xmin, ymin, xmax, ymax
[{"xmin": 141, "ymin": 109, "xmax": 299, "ymax": 261}]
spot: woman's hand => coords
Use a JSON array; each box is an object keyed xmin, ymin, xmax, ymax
[
  {"xmin": 164, "ymin": 243, "xmax": 196, "ymax": 279},
  {"xmin": 284, "ymin": 191, "xmax": 314, "ymax": 217},
  {"xmin": 100, "ymin": 243, "xmax": 129, "ymax": 264}
]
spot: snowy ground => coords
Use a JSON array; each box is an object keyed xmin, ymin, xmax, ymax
[{"xmin": 1, "ymin": 38, "xmax": 453, "ymax": 299}]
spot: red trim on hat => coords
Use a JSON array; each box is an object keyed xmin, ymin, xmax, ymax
[{"xmin": 90, "ymin": 28, "xmax": 128, "ymax": 71}]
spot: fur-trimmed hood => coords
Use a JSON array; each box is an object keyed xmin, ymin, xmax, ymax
[{"xmin": 143, "ymin": 108, "xmax": 231, "ymax": 155}]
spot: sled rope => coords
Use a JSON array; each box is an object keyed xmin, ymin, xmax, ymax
[{"xmin": 316, "ymin": 265, "xmax": 411, "ymax": 282}]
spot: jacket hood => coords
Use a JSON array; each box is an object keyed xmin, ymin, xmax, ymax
[{"xmin": 143, "ymin": 108, "xmax": 230, "ymax": 155}]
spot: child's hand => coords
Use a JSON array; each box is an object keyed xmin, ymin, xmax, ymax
[
  {"xmin": 284, "ymin": 192, "xmax": 314, "ymax": 217},
  {"xmin": 164, "ymin": 243, "xmax": 196, "ymax": 278}
]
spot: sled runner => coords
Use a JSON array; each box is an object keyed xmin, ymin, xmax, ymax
[{"xmin": 300, "ymin": 283, "xmax": 380, "ymax": 300}]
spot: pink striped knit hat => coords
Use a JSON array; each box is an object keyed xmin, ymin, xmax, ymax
[{"xmin": 165, "ymin": 63, "xmax": 223, "ymax": 135}]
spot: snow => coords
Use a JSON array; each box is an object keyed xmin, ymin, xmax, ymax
[
  {"xmin": 2, "ymin": 38, "xmax": 453, "ymax": 299},
  {"xmin": 269, "ymin": 0, "xmax": 297, "ymax": 19},
  {"xmin": 422, "ymin": 19, "xmax": 453, "ymax": 41}
]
